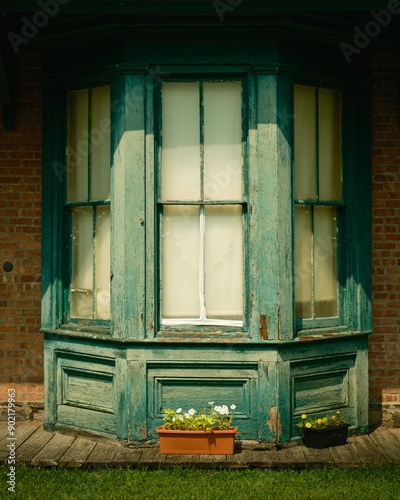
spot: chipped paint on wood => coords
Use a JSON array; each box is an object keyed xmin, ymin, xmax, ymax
[
  {"xmin": 266, "ymin": 405, "xmax": 281, "ymax": 444},
  {"xmin": 259, "ymin": 314, "xmax": 268, "ymax": 340},
  {"xmin": 277, "ymin": 305, "xmax": 281, "ymax": 340}
]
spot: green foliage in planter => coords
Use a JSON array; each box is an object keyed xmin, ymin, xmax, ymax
[
  {"xmin": 163, "ymin": 402, "xmax": 236, "ymax": 431},
  {"xmin": 297, "ymin": 411, "xmax": 348, "ymax": 431}
]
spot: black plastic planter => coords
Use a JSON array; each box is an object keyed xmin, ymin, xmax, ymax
[{"xmin": 302, "ymin": 424, "xmax": 350, "ymax": 449}]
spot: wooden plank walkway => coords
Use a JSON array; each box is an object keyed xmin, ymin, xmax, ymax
[{"xmin": 1, "ymin": 421, "xmax": 400, "ymax": 469}]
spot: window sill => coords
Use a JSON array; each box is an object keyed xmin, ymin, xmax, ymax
[
  {"xmin": 156, "ymin": 330, "xmax": 250, "ymax": 341},
  {"xmin": 296, "ymin": 327, "xmax": 371, "ymax": 341},
  {"xmin": 41, "ymin": 324, "xmax": 112, "ymax": 340}
]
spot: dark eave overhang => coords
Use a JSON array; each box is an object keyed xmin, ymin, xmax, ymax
[
  {"xmin": 0, "ymin": 17, "xmax": 14, "ymax": 130},
  {"xmin": 0, "ymin": 1, "xmax": 399, "ymax": 129},
  {"xmin": 0, "ymin": 0, "xmax": 397, "ymax": 15}
]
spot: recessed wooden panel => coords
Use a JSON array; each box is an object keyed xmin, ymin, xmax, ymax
[
  {"xmin": 155, "ymin": 378, "xmax": 250, "ymax": 416},
  {"xmin": 57, "ymin": 405, "xmax": 117, "ymax": 436},
  {"xmin": 55, "ymin": 353, "xmax": 117, "ymax": 435},
  {"xmin": 148, "ymin": 362, "xmax": 258, "ymax": 418},
  {"xmin": 62, "ymin": 368, "xmax": 114, "ymax": 413},
  {"xmin": 289, "ymin": 354, "xmax": 356, "ymax": 439},
  {"xmin": 293, "ymin": 370, "xmax": 348, "ymax": 414}
]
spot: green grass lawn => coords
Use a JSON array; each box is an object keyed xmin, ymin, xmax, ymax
[{"xmin": 2, "ymin": 464, "xmax": 400, "ymax": 500}]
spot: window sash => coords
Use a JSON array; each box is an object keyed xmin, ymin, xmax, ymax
[
  {"xmin": 65, "ymin": 85, "xmax": 111, "ymax": 323},
  {"xmin": 294, "ymin": 85, "xmax": 343, "ymax": 327},
  {"xmin": 159, "ymin": 80, "xmax": 246, "ymax": 327}
]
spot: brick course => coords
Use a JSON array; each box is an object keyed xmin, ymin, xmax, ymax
[
  {"xmin": 0, "ymin": 48, "xmax": 43, "ymax": 401},
  {"xmin": 370, "ymin": 46, "xmax": 400, "ymax": 414}
]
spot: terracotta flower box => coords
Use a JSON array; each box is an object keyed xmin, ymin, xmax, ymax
[{"xmin": 156, "ymin": 426, "xmax": 238, "ymax": 455}]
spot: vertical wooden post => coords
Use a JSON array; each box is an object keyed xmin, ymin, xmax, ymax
[
  {"xmin": 252, "ymin": 65, "xmax": 295, "ymax": 341},
  {"xmin": 110, "ymin": 66, "xmax": 146, "ymax": 339}
]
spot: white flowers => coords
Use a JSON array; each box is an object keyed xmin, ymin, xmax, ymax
[
  {"xmin": 214, "ymin": 404, "xmax": 229, "ymax": 415},
  {"xmin": 208, "ymin": 402, "xmax": 236, "ymax": 430},
  {"xmin": 163, "ymin": 403, "xmax": 236, "ymax": 431}
]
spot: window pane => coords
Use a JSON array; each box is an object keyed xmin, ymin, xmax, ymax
[
  {"xmin": 161, "ymin": 83, "xmax": 201, "ymax": 200},
  {"xmin": 295, "ymin": 206, "xmax": 312, "ymax": 318},
  {"xmin": 314, "ymin": 206, "xmax": 338, "ymax": 317},
  {"xmin": 203, "ymin": 82, "xmax": 243, "ymax": 201},
  {"xmin": 319, "ymin": 89, "xmax": 342, "ymax": 201},
  {"xmin": 95, "ymin": 206, "xmax": 110, "ymax": 319},
  {"xmin": 205, "ymin": 206, "xmax": 243, "ymax": 320},
  {"xmin": 71, "ymin": 207, "xmax": 93, "ymax": 318},
  {"xmin": 91, "ymin": 86, "xmax": 111, "ymax": 201},
  {"xmin": 294, "ymin": 85, "xmax": 316, "ymax": 200},
  {"xmin": 162, "ymin": 205, "xmax": 200, "ymax": 318},
  {"xmin": 67, "ymin": 90, "xmax": 89, "ymax": 202}
]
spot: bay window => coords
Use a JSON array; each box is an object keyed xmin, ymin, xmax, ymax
[
  {"xmin": 41, "ymin": 31, "xmax": 372, "ymax": 445},
  {"xmin": 44, "ymin": 68, "xmax": 370, "ymax": 340}
]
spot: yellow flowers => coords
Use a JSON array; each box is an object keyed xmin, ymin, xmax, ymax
[{"xmin": 297, "ymin": 410, "xmax": 348, "ymax": 430}]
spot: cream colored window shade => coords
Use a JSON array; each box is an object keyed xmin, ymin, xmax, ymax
[
  {"xmin": 161, "ymin": 81, "xmax": 244, "ymax": 326},
  {"xmin": 67, "ymin": 85, "xmax": 111, "ymax": 321},
  {"xmin": 294, "ymin": 85, "xmax": 342, "ymax": 322}
]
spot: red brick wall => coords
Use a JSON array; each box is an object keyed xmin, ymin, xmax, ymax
[
  {"xmin": 0, "ymin": 48, "xmax": 43, "ymax": 403},
  {"xmin": 370, "ymin": 46, "xmax": 400, "ymax": 417}
]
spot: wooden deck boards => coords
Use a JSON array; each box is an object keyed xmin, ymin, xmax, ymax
[{"xmin": 1, "ymin": 422, "xmax": 399, "ymax": 469}]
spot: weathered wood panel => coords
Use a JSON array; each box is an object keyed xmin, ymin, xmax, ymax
[
  {"xmin": 0, "ymin": 422, "xmax": 43, "ymax": 462},
  {"xmin": 110, "ymin": 71, "xmax": 146, "ymax": 340},
  {"xmin": 328, "ymin": 442, "xmax": 361, "ymax": 467},
  {"xmin": 147, "ymin": 361, "xmax": 259, "ymax": 440},
  {"xmin": 31, "ymin": 433, "xmax": 75, "ymax": 466},
  {"xmin": 57, "ymin": 437, "xmax": 97, "ymax": 467},
  {"xmin": 388, "ymin": 429, "xmax": 400, "ymax": 446},
  {"xmin": 289, "ymin": 352, "xmax": 359, "ymax": 438},
  {"xmin": 111, "ymin": 446, "xmax": 143, "ymax": 466},
  {"xmin": 301, "ymin": 445, "xmax": 335, "ymax": 465},
  {"xmin": 85, "ymin": 442, "xmax": 119, "ymax": 467},
  {"xmin": 274, "ymin": 446, "xmax": 308, "ymax": 468},
  {"xmin": 57, "ymin": 406, "xmax": 117, "ymax": 437},
  {"xmin": 1, "ymin": 422, "xmax": 400, "ymax": 468},
  {"xmin": 370, "ymin": 429, "xmax": 400, "ymax": 462},
  {"xmin": 138, "ymin": 448, "xmax": 166, "ymax": 468},
  {"xmin": 293, "ymin": 372, "xmax": 348, "ymax": 412},
  {"xmin": 349, "ymin": 434, "xmax": 388, "ymax": 465},
  {"xmin": 16, "ymin": 425, "xmax": 55, "ymax": 464}
]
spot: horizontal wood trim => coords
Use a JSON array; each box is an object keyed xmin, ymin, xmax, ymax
[{"xmin": 0, "ymin": 1, "xmax": 393, "ymax": 14}]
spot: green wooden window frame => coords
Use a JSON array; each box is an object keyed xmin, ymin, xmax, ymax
[
  {"xmin": 156, "ymin": 77, "xmax": 249, "ymax": 333},
  {"xmin": 63, "ymin": 85, "xmax": 111, "ymax": 327},
  {"xmin": 41, "ymin": 62, "xmax": 371, "ymax": 341},
  {"xmin": 294, "ymin": 84, "xmax": 344, "ymax": 331},
  {"xmin": 292, "ymin": 77, "xmax": 372, "ymax": 336}
]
